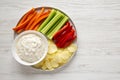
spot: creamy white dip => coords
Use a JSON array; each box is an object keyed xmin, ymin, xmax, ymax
[{"xmin": 16, "ymin": 34, "xmax": 45, "ymax": 63}]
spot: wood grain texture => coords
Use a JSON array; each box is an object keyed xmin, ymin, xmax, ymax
[{"xmin": 0, "ymin": 0, "xmax": 120, "ymax": 80}]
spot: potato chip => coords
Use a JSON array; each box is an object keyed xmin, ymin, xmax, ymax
[
  {"xmin": 67, "ymin": 44, "xmax": 77, "ymax": 53},
  {"xmin": 39, "ymin": 41, "xmax": 76, "ymax": 70},
  {"xmin": 50, "ymin": 59, "xmax": 59, "ymax": 68},
  {"xmin": 48, "ymin": 40, "xmax": 52, "ymax": 45},
  {"xmin": 45, "ymin": 60, "xmax": 53, "ymax": 70},
  {"xmin": 57, "ymin": 48, "xmax": 64, "ymax": 53},
  {"xmin": 61, "ymin": 51, "xmax": 71, "ymax": 60},
  {"xmin": 48, "ymin": 40, "xmax": 57, "ymax": 54},
  {"xmin": 41, "ymin": 64, "xmax": 47, "ymax": 70},
  {"xmin": 33, "ymin": 60, "xmax": 44, "ymax": 68},
  {"xmin": 54, "ymin": 54, "xmax": 63, "ymax": 63}
]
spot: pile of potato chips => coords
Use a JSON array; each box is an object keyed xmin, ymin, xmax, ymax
[{"xmin": 33, "ymin": 40, "xmax": 77, "ymax": 70}]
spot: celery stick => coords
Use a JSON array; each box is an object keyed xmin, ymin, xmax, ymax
[
  {"xmin": 47, "ymin": 16, "xmax": 69, "ymax": 39},
  {"xmin": 37, "ymin": 9, "xmax": 56, "ymax": 32},
  {"xmin": 46, "ymin": 16, "xmax": 64, "ymax": 35},
  {"xmin": 41, "ymin": 11, "xmax": 63, "ymax": 34}
]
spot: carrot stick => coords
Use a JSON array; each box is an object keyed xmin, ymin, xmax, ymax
[
  {"xmin": 25, "ymin": 8, "xmax": 45, "ymax": 30},
  {"xmin": 29, "ymin": 10, "xmax": 51, "ymax": 30},
  {"xmin": 17, "ymin": 8, "xmax": 35, "ymax": 26},
  {"xmin": 34, "ymin": 24, "xmax": 39, "ymax": 30},
  {"xmin": 13, "ymin": 11, "xmax": 37, "ymax": 31},
  {"xmin": 35, "ymin": 8, "xmax": 45, "ymax": 20},
  {"xmin": 41, "ymin": 9, "xmax": 51, "ymax": 16},
  {"xmin": 14, "ymin": 8, "xmax": 35, "ymax": 33},
  {"xmin": 24, "ymin": 13, "xmax": 38, "ymax": 30},
  {"xmin": 29, "ymin": 13, "xmax": 49, "ymax": 30},
  {"xmin": 33, "ymin": 17, "xmax": 47, "ymax": 30},
  {"xmin": 17, "ymin": 29, "xmax": 23, "ymax": 33}
]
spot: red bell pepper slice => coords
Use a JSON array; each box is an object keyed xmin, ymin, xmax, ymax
[
  {"xmin": 58, "ymin": 29, "xmax": 75, "ymax": 48},
  {"xmin": 56, "ymin": 29, "xmax": 76, "ymax": 48},
  {"xmin": 62, "ymin": 34, "xmax": 77, "ymax": 48},
  {"xmin": 53, "ymin": 22, "xmax": 70, "ymax": 40},
  {"xmin": 53, "ymin": 22, "xmax": 71, "ymax": 43},
  {"xmin": 54, "ymin": 25, "xmax": 72, "ymax": 44},
  {"xmin": 53, "ymin": 21, "xmax": 77, "ymax": 48}
]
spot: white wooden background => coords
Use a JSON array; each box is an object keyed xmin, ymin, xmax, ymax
[{"xmin": 0, "ymin": 0, "xmax": 120, "ymax": 80}]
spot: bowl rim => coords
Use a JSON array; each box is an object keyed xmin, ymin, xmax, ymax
[{"xmin": 12, "ymin": 30, "xmax": 48, "ymax": 66}]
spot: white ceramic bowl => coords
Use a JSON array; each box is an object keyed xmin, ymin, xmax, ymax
[{"xmin": 12, "ymin": 30, "xmax": 48, "ymax": 66}]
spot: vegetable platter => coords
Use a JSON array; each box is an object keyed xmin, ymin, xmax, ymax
[{"xmin": 12, "ymin": 7, "xmax": 78, "ymax": 71}]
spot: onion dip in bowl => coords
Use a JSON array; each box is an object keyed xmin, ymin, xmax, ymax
[{"xmin": 12, "ymin": 30, "xmax": 48, "ymax": 66}]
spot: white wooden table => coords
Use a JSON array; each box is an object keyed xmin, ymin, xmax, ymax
[{"xmin": 1, "ymin": 0, "xmax": 120, "ymax": 80}]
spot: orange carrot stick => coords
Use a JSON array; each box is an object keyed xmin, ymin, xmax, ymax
[
  {"xmin": 33, "ymin": 17, "xmax": 47, "ymax": 30},
  {"xmin": 17, "ymin": 8, "xmax": 35, "ymax": 26},
  {"xmin": 35, "ymin": 8, "xmax": 45, "ymax": 20},
  {"xmin": 29, "ymin": 10, "xmax": 50, "ymax": 30},
  {"xmin": 17, "ymin": 29, "xmax": 23, "ymax": 33},
  {"xmin": 14, "ymin": 8, "xmax": 35, "ymax": 33},
  {"xmin": 34, "ymin": 24, "xmax": 39, "ymax": 30},
  {"xmin": 25, "ymin": 8, "xmax": 45, "ymax": 30},
  {"xmin": 24, "ymin": 13, "xmax": 38, "ymax": 30},
  {"xmin": 13, "ymin": 11, "xmax": 37, "ymax": 31},
  {"xmin": 29, "ymin": 14, "xmax": 49, "ymax": 30}
]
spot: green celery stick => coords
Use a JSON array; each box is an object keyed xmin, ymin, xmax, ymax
[
  {"xmin": 47, "ymin": 16, "xmax": 69, "ymax": 39},
  {"xmin": 46, "ymin": 16, "xmax": 64, "ymax": 35},
  {"xmin": 41, "ymin": 11, "xmax": 63, "ymax": 34},
  {"xmin": 37, "ymin": 9, "xmax": 56, "ymax": 32}
]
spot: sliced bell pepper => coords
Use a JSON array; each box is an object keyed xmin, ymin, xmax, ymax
[
  {"xmin": 53, "ymin": 21, "xmax": 77, "ymax": 48},
  {"xmin": 53, "ymin": 22, "xmax": 70, "ymax": 40},
  {"xmin": 56, "ymin": 29, "xmax": 76, "ymax": 48},
  {"xmin": 53, "ymin": 22, "xmax": 72, "ymax": 43},
  {"xmin": 62, "ymin": 34, "xmax": 76, "ymax": 48}
]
